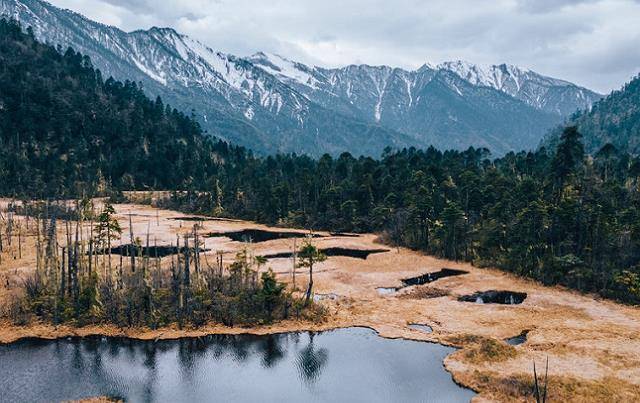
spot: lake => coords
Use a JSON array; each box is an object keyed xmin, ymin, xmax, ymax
[{"xmin": 0, "ymin": 327, "xmax": 475, "ymax": 402}]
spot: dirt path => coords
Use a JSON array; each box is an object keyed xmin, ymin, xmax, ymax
[{"xmin": 1, "ymin": 202, "xmax": 639, "ymax": 402}]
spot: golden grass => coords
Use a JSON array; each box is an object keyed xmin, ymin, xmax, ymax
[
  {"xmin": 447, "ymin": 334, "xmax": 519, "ymax": 364},
  {"xmin": 468, "ymin": 370, "xmax": 640, "ymax": 403}
]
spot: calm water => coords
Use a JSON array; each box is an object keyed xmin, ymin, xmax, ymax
[{"xmin": 0, "ymin": 327, "xmax": 475, "ymax": 403}]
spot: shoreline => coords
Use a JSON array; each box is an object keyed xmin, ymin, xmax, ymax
[{"xmin": 0, "ymin": 319, "xmax": 463, "ymax": 349}]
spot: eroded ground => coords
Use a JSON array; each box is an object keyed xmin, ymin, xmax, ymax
[{"xmin": 1, "ymin": 201, "xmax": 639, "ymax": 402}]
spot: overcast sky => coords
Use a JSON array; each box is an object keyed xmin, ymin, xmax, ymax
[{"xmin": 49, "ymin": 0, "xmax": 640, "ymax": 93}]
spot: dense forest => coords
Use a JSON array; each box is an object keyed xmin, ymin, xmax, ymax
[
  {"xmin": 0, "ymin": 17, "xmax": 244, "ymax": 196},
  {"xmin": 1, "ymin": 18, "xmax": 639, "ymax": 305}
]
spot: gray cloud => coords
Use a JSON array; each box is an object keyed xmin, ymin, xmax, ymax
[
  {"xmin": 516, "ymin": 0, "xmax": 601, "ymax": 13},
  {"xmin": 50, "ymin": 0, "xmax": 640, "ymax": 93}
]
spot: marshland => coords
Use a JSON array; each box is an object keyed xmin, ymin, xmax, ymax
[{"xmin": 1, "ymin": 199, "xmax": 639, "ymax": 402}]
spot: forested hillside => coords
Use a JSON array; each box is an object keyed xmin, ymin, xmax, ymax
[
  {"xmin": 544, "ymin": 74, "xmax": 640, "ymax": 154},
  {"xmin": 0, "ymin": 18, "xmax": 246, "ymax": 196},
  {"xmin": 1, "ymin": 17, "xmax": 639, "ymax": 305}
]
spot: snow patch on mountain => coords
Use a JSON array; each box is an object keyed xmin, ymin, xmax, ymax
[{"xmin": 248, "ymin": 52, "xmax": 320, "ymax": 89}]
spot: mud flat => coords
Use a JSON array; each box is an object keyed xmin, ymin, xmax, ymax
[{"xmin": 1, "ymin": 201, "xmax": 639, "ymax": 402}]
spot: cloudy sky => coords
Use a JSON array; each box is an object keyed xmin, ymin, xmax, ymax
[{"xmin": 49, "ymin": 0, "xmax": 640, "ymax": 93}]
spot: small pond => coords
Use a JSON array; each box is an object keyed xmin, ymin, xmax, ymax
[
  {"xmin": 264, "ymin": 247, "xmax": 389, "ymax": 260},
  {"xmin": 94, "ymin": 244, "xmax": 209, "ymax": 258},
  {"xmin": 402, "ymin": 268, "xmax": 468, "ymax": 287},
  {"xmin": 505, "ymin": 331, "xmax": 529, "ymax": 346},
  {"xmin": 458, "ymin": 290, "xmax": 527, "ymax": 305},
  {"xmin": 206, "ymin": 229, "xmax": 324, "ymax": 243},
  {"xmin": 0, "ymin": 328, "xmax": 475, "ymax": 402}
]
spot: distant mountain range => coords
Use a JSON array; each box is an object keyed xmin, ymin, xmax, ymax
[
  {"xmin": 543, "ymin": 74, "xmax": 640, "ymax": 154},
  {"xmin": 0, "ymin": 0, "xmax": 603, "ymax": 156}
]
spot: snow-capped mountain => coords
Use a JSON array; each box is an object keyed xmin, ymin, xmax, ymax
[
  {"xmin": 248, "ymin": 53, "xmax": 601, "ymax": 151},
  {"xmin": 0, "ymin": 0, "xmax": 602, "ymax": 156},
  {"xmin": 439, "ymin": 60, "xmax": 598, "ymax": 116},
  {"xmin": 251, "ymin": 53, "xmax": 600, "ymax": 121}
]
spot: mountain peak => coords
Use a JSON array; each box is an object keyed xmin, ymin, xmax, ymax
[
  {"xmin": 145, "ymin": 26, "xmax": 180, "ymax": 36},
  {"xmin": 439, "ymin": 60, "xmax": 515, "ymax": 88},
  {"xmin": 418, "ymin": 62, "xmax": 436, "ymax": 71}
]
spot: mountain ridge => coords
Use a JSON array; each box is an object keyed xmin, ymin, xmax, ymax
[{"xmin": 0, "ymin": 0, "xmax": 603, "ymax": 156}]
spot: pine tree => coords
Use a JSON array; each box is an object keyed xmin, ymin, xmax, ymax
[{"xmin": 297, "ymin": 238, "xmax": 326, "ymax": 305}]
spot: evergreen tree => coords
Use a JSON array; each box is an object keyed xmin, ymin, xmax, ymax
[{"xmin": 297, "ymin": 239, "xmax": 327, "ymax": 305}]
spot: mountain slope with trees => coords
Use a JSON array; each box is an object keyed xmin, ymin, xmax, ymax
[
  {"xmin": 0, "ymin": 17, "xmax": 248, "ymax": 196},
  {"xmin": 544, "ymin": 74, "xmax": 640, "ymax": 154}
]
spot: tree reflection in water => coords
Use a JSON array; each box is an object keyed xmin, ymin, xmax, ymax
[
  {"xmin": 258, "ymin": 333, "xmax": 286, "ymax": 368},
  {"xmin": 296, "ymin": 333, "xmax": 329, "ymax": 384}
]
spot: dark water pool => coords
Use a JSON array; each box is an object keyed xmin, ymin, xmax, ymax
[{"xmin": 0, "ymin": 327, "xmax": 474, "ymax": 403}]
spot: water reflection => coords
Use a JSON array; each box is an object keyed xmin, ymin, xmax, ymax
[
  {"xmin": 0, "ymin": 328, "xmax": 475, "ymax": 402},
  {"xmin": 296, "ymin": 333, "xmax": 328, "ymax": 384},
  {"xmin": 259, "ymin": 334, "xmax": 285, "ymax": 368}
]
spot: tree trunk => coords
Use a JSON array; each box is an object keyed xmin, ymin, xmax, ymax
[{"xmin": 305, "ymin": 261, "xmax": 313, "ymax": 304}]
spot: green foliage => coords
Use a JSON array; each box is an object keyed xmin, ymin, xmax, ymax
[
  {"xmin": 297, "ymin": 241, "xmax": 327, "ymax": 269},
  {"xmin": 94, "ymin": 203, "xmax": 121, "ymax": 249},
  {"xmin": 614, "ymin": 269, "xmax": 640, "ymax": 304},
  {"xmin": 76, "ymin": 271, "xmax": 103, "ymax": 324},
  {"xmin": 259, "ymin": 269, "xmax": 286, "ymax": 319},
  {"xmin": 297, "ymin": 239, "xmax": 327, "ymax": 304},
  {"xmin": 552, "ymin": 126, "xmax": 584, "ymax": 187}
]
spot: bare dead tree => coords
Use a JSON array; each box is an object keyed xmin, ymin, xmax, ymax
[{"xmin": 533, "ymin": 357, "xmax": 549, "ymax": 403}]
